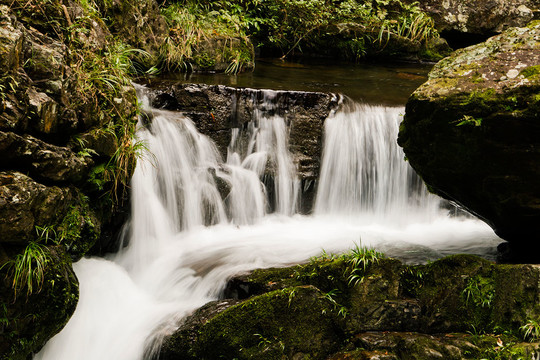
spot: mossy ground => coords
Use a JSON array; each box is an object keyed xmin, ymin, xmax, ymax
[
  {"xmin": 163, "ymin": 253, "xmax": 540, "ymax": 359},
  {"xmin": 0, "ymin": 246, "xmax": 78, "ymax": 360}
]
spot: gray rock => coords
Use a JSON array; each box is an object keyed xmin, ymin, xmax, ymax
[
  {"xmin": 409, "ymin": 0, "xmax": 540, "ymax": 36},
  {"xmin": 0, "ymin": 5, "xmax": 24, "ymax": 72},
  {"xmin": 0, "ymin": 131, "xmax": 89, "ymax": 183},
  {"xmin": 398, "ymin": 22, "xmax": 540, "ymax": 250},
  {"xmin": 0, "ymin": 171, "xmax": 72, "ymax": 243}
]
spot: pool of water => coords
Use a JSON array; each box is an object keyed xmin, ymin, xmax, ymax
[{"xmin": 150, "ymin": 58, "xmax": 432, "ymax": 105}]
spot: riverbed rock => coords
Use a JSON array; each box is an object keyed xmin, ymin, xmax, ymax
[
  {"xmin": 0, "ymin": 245, "xmax": 78, "ymax": 360},
  {"xmin": 407, "ymin": 0, "xmax": 540, "ymax": 47},
  {"xmin": 160, "ymin": 254, "xmax": 540, "ymax": 359},
  {"xmin": 398, "ymin": 22, "xmax": 540, "ymax": 255}
]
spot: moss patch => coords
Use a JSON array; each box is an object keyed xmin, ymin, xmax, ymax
[{"xmin": 0, "ymin": 245, "xmax": 78, "ymax": 360}]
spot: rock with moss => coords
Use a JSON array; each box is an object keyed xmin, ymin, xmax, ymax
[
  {"xmin": 161, "ymin": 286, "xmax": 344, "ymax": 360},
  {"xmin": 406, "ymin": 0, "xmax": 539, "ymax": 46},
  {"xmin": 162, "ymin": 254, "xmax": 540, "ymax": 359},
  {"xmin": 0, "ymin": 2, "xmax": 141, "ymax": 356},
  {"xmin": 398, "ymin": 22, "xmax": 540, "ymax": 258},
  {"xmin": 87, "ymin": 0, "xmax": 167, "ymax": 55},
  {"xmin": 0, "ymin": 171, "xmax": 73, "ymax": 244},
  {"xmin": 0, "ymin": 245, "xmax": 78, "ymax": 360}
]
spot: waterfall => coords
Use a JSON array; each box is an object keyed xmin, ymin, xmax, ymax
[
  {"xmin": 34, "ymin": 86, "xmax": 498, "ymax": 360},
  {"xmin": 315, "ymin": 99, "xmax": 439, "ymax": 220}
]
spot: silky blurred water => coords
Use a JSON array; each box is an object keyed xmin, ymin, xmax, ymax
[{"xmin": 35, "ymin": 70, "xmax": 501, "ymax": 360}]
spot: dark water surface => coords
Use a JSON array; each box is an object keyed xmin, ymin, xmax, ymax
[{"xmin": 153, "ymin": 59, "xmax": 432, "ymax": 105}]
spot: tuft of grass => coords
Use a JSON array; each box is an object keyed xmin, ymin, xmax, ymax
[
  {"xmin": 345, "ymin": 242, "xmax": 385, "ymax": 286},
  {"xmin": 1, "ymin": 242, "xmax": 50, "ymax": 299},
  {"xmin": 462, "ymin": 275, "xmax": 495, "ymax": 309},
  {"xmin": 520, "ymin": 319, "xmax": 540, "ymax": 342}
]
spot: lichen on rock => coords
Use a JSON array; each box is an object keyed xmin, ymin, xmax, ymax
[
  {"xmin": 398, "ymin": 21, "xmax": 540, "ymax": 256},
  {"xmin": 160, "ymin": 254, "xmax": 540, "ymax": 360}
]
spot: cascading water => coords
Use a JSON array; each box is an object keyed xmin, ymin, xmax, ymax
[
  {"xmin": 34, "ymin": 85, "xmax": 500, "ymax": 360},
  {"xmin": 315, "ymin": 99, "xmax": 439, "ymax": 220}
]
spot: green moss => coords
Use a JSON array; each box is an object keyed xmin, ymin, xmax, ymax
[
  {"xmin": 519, "ymin": 65, "xmax": 540, "ymax": 79},
  {"xmin": 0, "ymin": 246, "xmax": 78, "ymax": 360},
  {"xmin": 56, "ymin": 193, "xmax": 101, "ymax": 261},
  {"xmin": 193, "ymin": 286, "xmax": 343, "ymax": 359}
]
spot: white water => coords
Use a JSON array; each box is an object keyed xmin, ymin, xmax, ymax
[{"xmin": 35, "ymin": 87, "xmax": 500, "ymax": 360}]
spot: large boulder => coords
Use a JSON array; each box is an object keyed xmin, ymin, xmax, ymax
[
  {"xmin": 0, "ymin": 245, "xmax": 78, "ymax": 360},
  {"xmin": 0, "ymin": 171, "xmax": 73, "ymax": 244},
  {"xmin": 160, "ymin": 254, "xmax": 540, "ymax": 359},
  {"xmin": 408, "ymin": 0, "xmax": 540, "ymax": 46},
  {"xmin": 398, "ymin": 22, "xmax": 540, "ymax": 256}
]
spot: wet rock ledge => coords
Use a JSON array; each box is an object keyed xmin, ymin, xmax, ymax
[
  {"xmin": 145, "ymin": 83, "xmax": 340, "ymax": 212},
  {"xmin": 159, "ymin": 254, "xmax": 540, "ymax": 359}
]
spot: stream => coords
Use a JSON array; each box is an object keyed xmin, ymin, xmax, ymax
[{"xmin": 34, "ymin": 61, "xmax": 501, "ymax": 360}]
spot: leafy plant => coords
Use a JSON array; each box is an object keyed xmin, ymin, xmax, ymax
[
  {"xmin": 462, "ymin": 275, "xmax": 495, "ymax": 309},
  {"xmin": 323, "ymin": 289, "xmax": 348, "ymax": 318},
  {"xmin": 456, "ymin": 114, "xmax": 483, "ymax": 127},
  {"xmin": 35, "ymin": 225, "xmax": 59, "ymax": 245},
  {"xmin": 0, "ymin": 242, "xmax": 50, "ymax": 299},
  {"xmin": 345, "ymin": 242, "xmax": 385, "ymax": 286},
  {"xmin": 520, "ymin": 319, "xmax": 540, "ymax": 342}
]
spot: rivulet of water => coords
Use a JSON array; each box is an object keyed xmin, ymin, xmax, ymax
[{"xmin": 34, "ymin": 85, "xmax": 500, "ymax": 360}]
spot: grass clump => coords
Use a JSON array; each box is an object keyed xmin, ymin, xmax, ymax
[
  {"xmin": 0, "ymin": 242, "xmax": 50, "ymax": 299},
  {"xmin": 520, "ymin": 319, "xmax": 540, "ymax": 342}
]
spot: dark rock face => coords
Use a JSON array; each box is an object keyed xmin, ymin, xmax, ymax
[
  {"xmin": 398, "ymin": 22, "xmax": 540, "ymax": 251},
  {"xmin": 0, "ymin": 131, "xmax": 89, "ymax": 183},
  {"xmin": 0, "ymin": 172, "xmax": 74, "ymax": 243},
  {"xmin": 408, "ymin": 0, "xmax": 540, "ymax": 46},
  {"xmin": 147, "ymin": 83, "xmax": 339, "ymax": 212},
  {"xmin": 149, "ymin": 83, "xmax": 338, "ymax": 179},
  {"xmin": 0, "ymin": 245, "xmax": 78, "ymax": 360},
  {"xmin": 160, "ymin": 255, "xmax": 540, "ymax": 359},
  {"xmin": 0, "ymin": 3, "xmax": 137, "ymax": 358}
]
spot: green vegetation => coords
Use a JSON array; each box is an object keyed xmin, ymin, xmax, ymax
[
  {"xmin": 159, "ymin": 2, "xmax": 254, "ymax": 72},
  {"xmin": 345, "ymin": 242, "xmax": 385, "ymax": 286},
  {"xmin": 452, "ymin": 114, "xmax": 482, "ymax": 127},
  {"xmin": 462, "ymin": 275, "xmax": 495, "ymax": 308},
  {"xmin": 520, "ymin": 319, "xmax": 540, "ymax": 342},
  {"xmin": 0, "ymin": 246, "xmax": 79, "ymax": 360},
  {"xmin": 0, "ymin": 242, "xmax": 49, "ymax": 299},
  {"xmin": 160, "ymin": 0, "xmax": 440, "ymax": 65},
  {"xmin": 519, "ymin": 65, "xmax": 540, "ymax": 79}
]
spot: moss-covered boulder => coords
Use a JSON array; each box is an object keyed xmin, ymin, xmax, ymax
[
  {"xmin": 161, "ymin": 254, "xmax": 540, "ymax": 360},
  {"xmin": 407, "ymin": 0, "xmax": 539, "ymax": 47},
  {"xmin": 0, "ymin": 245, "xmax": 78, "ymax": 360},
  {"xmin": 398, "ymin": 22, "xmax": 540, "ymax": 258},
  {"xmin": 161, "ymin": 286, "xmax": 344, "ymax": 360}
]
